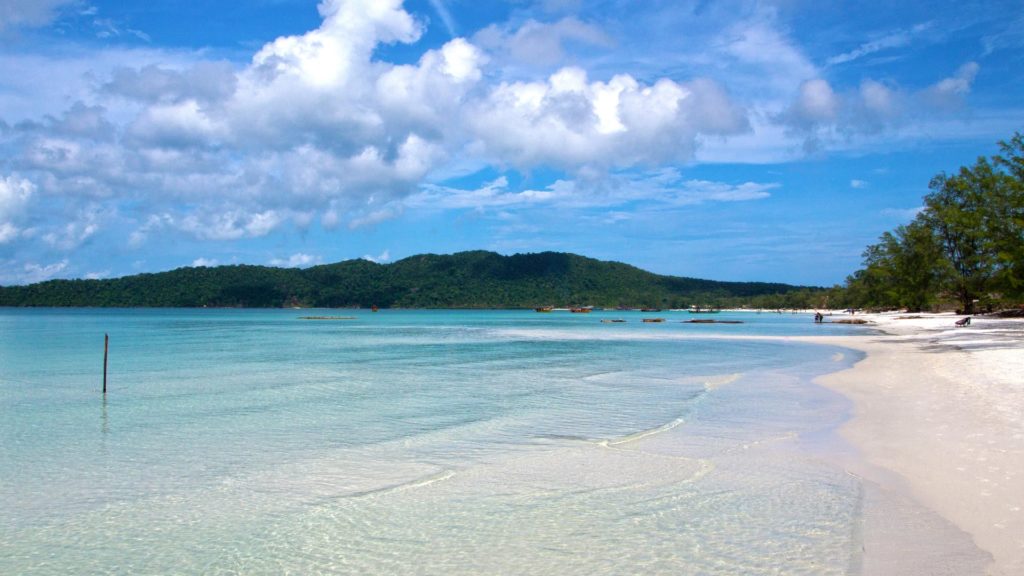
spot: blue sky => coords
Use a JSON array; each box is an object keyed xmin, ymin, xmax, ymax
[{"xmin": 1, "ymin": 0, "xmax": 1021, "ymax": 286}]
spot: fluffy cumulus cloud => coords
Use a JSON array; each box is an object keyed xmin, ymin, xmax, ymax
[
  {"xmin": 925, "ymin": 62, "xmax": 980, "ymax": 110},
  {"xmin": 0, "ymin": 259, "xmax": 69, "ymax": 285},
  {"xmin": 361, "ymin": 249, "xmax": 391, "ymax": 263},
  {"xmin": 778, "ymin": 62, "xmax": 981, "ymax": 149},
  {"xmin": 192, "ymin": 257, "xmax": 220, "ymax": 267},
  {"xmin": 469, "ymin": 67, "xmax": 747, "ymax": 169},
  {"xmin": 269, "ymin": 253, "xmax": 322, "ymax": 268},
  {"xmin": 2, "ymin": 0, "xmax": 489, "ymax": 249},
  {"xmin": 785, "ymin": 79, "xmax": 839, "ymax": 127},
  {"xmin": 0, "ymin": 0, "xmax": 754, "ymax": 261},
  {"xmin": 0, "ymin": 174, "xmax": 34, "ymax": 243}
]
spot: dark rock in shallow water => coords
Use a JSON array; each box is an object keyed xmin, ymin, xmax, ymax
[{"xmin": 683, "ymin": 320, "xmax": 744, "ymax": 324}]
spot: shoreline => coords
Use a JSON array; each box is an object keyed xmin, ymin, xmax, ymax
[{"xmin": 794, "ymin": 312, "xmax": 1024, "ymax": 575}]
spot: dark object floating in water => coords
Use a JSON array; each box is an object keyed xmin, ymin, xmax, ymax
[
  {"xmin": 601, "ymin": 319, "xmax": 626, "ymax": 323},
  {"xmin": 642, "ymin": 318, "xmax": 665, "ymax": 323},
  {"xmin": 535, "ymin": 306, "xmax": 554, "ymax": 312},
  {"xmin": 830, "ymin": 319, "xmax": 869, "ymax": 324},
  {"xmin": 299, "ymin": 316, "xmax": 357, "ymax": 320},
  {"xmin": 683, "ymin": 320, "xmax": 744, "ymax": 324}
]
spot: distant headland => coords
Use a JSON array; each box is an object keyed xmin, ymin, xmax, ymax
[{"xmin": 0, "ymin": 250, "xmax": 822, "ymax": 309}]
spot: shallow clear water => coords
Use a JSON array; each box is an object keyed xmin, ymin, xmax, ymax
[{"xmin": 1, "ymin": 308, "xmax": 867, "ymax": 574}]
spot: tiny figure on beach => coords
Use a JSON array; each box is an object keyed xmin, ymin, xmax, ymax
[
  {"xmin": 814, "ymin": 312, "xmax": 824, "ymax": 323},
  {"xmin": 955, "ymin": 316, "xmax": 971, "ymax": 327}
]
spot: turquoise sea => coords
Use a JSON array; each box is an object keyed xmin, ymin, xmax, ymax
[{"xmin": 1, "ymin": 308, "xmax": 868, "ymax": 575}]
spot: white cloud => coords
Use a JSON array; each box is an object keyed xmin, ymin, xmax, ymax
[
  {"xmin": 925, "ymin": 62, "xmax": 979, "ymax": 109},
  {"xmin": 858, "ymin": 80, "xmax": 898, "ymax": 121},
  {"xmin": 0, "ymin": 174, "xmax": 34, "ymax": 244},
  {"xmin": 18, "ymin": 259, "xmax": 69, "ymax": 284},
  {"xmin": 427, "ymin": 0, "xmax": 457, "ymax": 37},
  {"xmin": 777, "ymin": 63, "xmax": 982, "ymax": 150},
  {"xmin": 786, "ymin": 79, "xmax": 839, "ymax": 126},
  {"xmin": 0, "ymin": 0, "xmax": 751, "ymax": 253},
  {"xmin": 827, "ymin": 23, "xmax": 932, "ymax": 66},
  {"xmin": 473, "ymin": 17, "xmax": 611, "ymax": 69},
  {"xmin": 403, "ymin": 169, "xmax": 775, "ymax": 215},
  {"xmin": 127, "ymin": 100, "xmax": 226, "ymax": 147},
  {"xmin": 41, "ymin": 207, "xmax": 102, "ymax": 250},
  {"xmin": 0, "ymin": 222, "xmax": 19, "ymax": 243},
  {"xmin": 128, "ymin": 213, "xmax": 174, "ymax": 247},
  {"xmin": 850, "ymin": 179, "xmax": 867, "ymax": 189},
  {"xmin": 468, "ymin": 67, "xmax": 747, "ymax": 170},
  {"xmin": 180, "ymin": 209, "xmax": 283, "ymax": 240},
  {"xmin": 0, "ymin": 0, "xmax": 75, "ymax": 31},
  {"xmin": 362, "ymin": 249, "xmax": 391, "ymax": 263},
  {"xmin": 104, "ymin": 62, "xmax": 237, "ymax": 105},
  {"xmin": 348, "ymin": 206, "xmax": 403, "ymax": 229},
  {"xmin": 721, "ymin": 13, "xmax": 817, "ymax": 96},
  {"xmin": 191, "ymin": 257, "xmax": 219, "ymax": 267},
  {"xmin": 269, "ymin": 253, "xmax": 321, "ymax": 268},
  {"xmin": 0, "ymin": 174, "xmax": 34, "ymax": 221}
]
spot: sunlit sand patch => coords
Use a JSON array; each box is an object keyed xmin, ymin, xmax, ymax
[{"xmin": 703, "ymin": 372, "xmax": 742, "ymax": 390}]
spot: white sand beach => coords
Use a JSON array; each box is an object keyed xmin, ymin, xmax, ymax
[{"xmin": 798, "ymin": 312, "xmax": 1024, "ymax": 576}]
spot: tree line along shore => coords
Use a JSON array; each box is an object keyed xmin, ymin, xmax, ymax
[{"xmin": 1, "ymin": 133, "xmax": 1020, "ymax": 313}]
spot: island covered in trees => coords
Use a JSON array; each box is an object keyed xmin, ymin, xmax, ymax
[{"xmin": 0, "ymin": 250, "xmax": 815, "ymax": 309}]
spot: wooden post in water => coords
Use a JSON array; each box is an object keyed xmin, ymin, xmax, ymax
[{"xmin": 103, "ymin": 333, "xmax": 109, "ymax": 395}]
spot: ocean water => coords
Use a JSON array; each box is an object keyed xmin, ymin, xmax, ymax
[{"xmin": 0, "ymin": 308, "xmax": 869, "ymax": 575}]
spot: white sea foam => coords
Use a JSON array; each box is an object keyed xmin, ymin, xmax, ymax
[{"xmin": 602, "ymin": 417, "xmax": 687, "ymax": 447}]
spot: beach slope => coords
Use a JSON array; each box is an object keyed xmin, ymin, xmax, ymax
[{"xmin": 801, "ymin": 313, "xmax": 1024, "ymax": 575}]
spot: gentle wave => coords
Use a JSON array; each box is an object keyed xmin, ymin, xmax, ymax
[
  {"xmin": 601, "ymin": 416, "xmax": 687, "ymax": 447},
  {"xmin": 347, "ymin": 469, "xmax": 457, "ymax": 499}
]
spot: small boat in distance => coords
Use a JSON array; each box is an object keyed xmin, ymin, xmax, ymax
[
  {"xmin": 569, "ymin": 307, "xmax": 593, "ymax": 313},
  {"xmin": 688, "ymin": 307, "xmax": 720, "ymax": 314},
  {"xmin": 640, "ymin": 307, "xmax": 662, "ymax": 312},
  {"xmin": 534, "ymin": 306, "xmax": 554, "ymax": 312},
  {"xmin": 642, "ymin": 318, "xmax": 666, "ymax": 323},
  {"xmin": 371, "ymin": 305, "xmax": 379, "ymax": 312}
]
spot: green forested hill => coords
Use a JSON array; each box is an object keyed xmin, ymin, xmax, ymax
[{"xmin": 0, "ymin": 251, "xmax": 813, "ymax": 308}]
